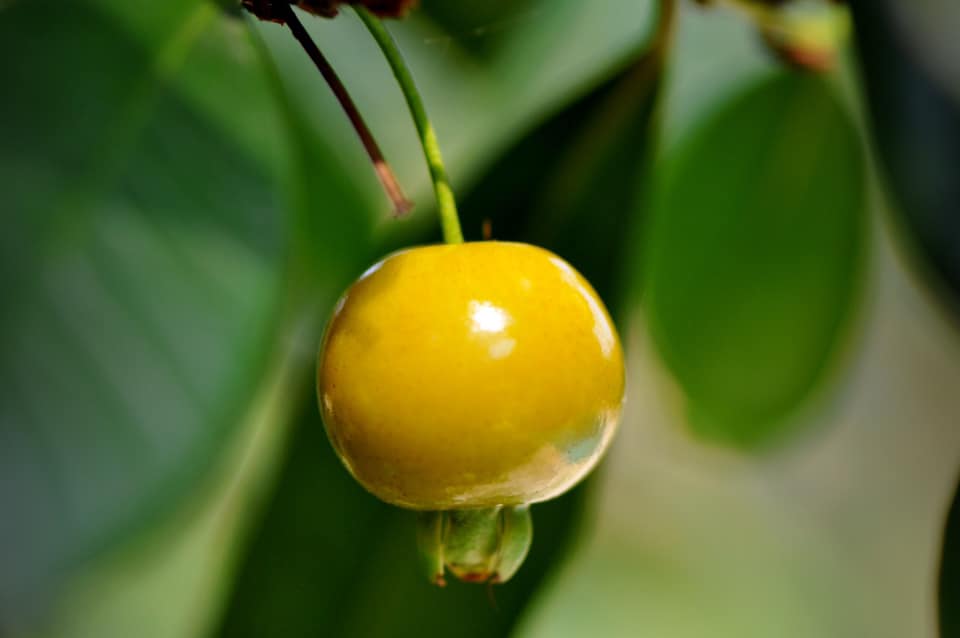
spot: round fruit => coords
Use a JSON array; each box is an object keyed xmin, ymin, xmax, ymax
[{"xmin": 317, "ymin": 241, "xmax": 624, "ymax": 510}]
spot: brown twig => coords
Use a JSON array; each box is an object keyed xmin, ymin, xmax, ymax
[{"xmin": 267, "ymin": 2, "xmax": 413, "ymax": 215}]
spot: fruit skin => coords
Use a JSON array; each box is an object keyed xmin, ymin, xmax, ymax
[{"xmin": 317, "ymin": 242, "xmax": 625, "ymax": 510}]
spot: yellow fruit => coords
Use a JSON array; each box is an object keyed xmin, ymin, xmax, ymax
[{"xmin": 317, "ymin": 241, "xmax": 624, "ymax": 510}]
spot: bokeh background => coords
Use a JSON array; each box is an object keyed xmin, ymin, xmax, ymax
[{"xmin": 3, "ymin": 0, "xmax": 960, "ymax": 636}]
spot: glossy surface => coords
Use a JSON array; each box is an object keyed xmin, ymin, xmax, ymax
[{"xmin": 317, "ymin": 242, "xmax": 624, "ymax": 509}]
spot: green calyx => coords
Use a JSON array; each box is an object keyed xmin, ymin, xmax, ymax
[{"xmin": 416, "ymin": 506, "xmax": 533, "ymax": 586}]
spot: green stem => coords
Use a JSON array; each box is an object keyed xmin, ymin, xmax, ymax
[{"xmin": 355, "ymin": 7, "xmax": 465, "ymax": 244}]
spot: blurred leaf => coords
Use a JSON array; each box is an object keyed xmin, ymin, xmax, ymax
[
  {"xmin": 643, "ymin": 72, "xmax": 866, "ymax": 446},
  {"xmin": 491, "ymin": 0, "xmax": 654, "ymax": 125},
  {"xmin": 33, "ymin": 340, "xmax": 307, "ymax": 638},
  {"xmin": 658, "ymin": 2, "xmax": 778, "ymax": 152},
  {"xmin": 418, "ymin": 0, "xmax": 538, "ymax": 58},
  {"xmin": 851, "ymin": 1, "xmax": 960, "ymax": 312},
  {"xmin": 0, "ymin": 0, "xmax": 376, "ymax": 630},
  {"xmin": 0, "ymin": 0, "xmax": 281, "ymax": 622}
]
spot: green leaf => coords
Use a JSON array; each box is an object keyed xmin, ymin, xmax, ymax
[
  {"xmin": 0, "ymin": 0, "xmax": 281, "ymax": 617},
  {"xmin": 643, "ymin": 72, "xmax": 866, "ymax": 445},
  {"xmin": 418, "ymin": 0, "xmax": 538, "ymax": 58},
  {"xmin": 0, "ymin": 0, "xmax": 373, "ymax": 628},
  {"xmin": 31, "ymin": 342, "xmax": 307, "ymax": 638}
]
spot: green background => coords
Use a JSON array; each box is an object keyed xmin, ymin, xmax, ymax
[{"xmin": 2, "ymin": 0, "xmax": 960, "ymax": 636}]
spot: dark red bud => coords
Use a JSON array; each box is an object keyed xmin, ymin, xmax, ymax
[{"xmin": 244, "ymin": 0, "xmax": 418, "ymax": 22}]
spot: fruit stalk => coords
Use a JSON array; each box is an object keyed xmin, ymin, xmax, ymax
[{"xmin": 355, "ymin": 6, "xmax": 465, "ymax": 244}]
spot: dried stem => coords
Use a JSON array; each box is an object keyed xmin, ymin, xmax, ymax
[{"xmin": 277, "ymin": 3, "xmax": 413, "ymax": 215}]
